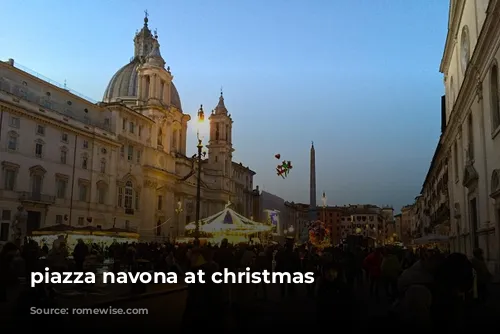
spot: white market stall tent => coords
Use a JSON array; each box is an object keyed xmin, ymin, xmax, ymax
[
  {"xmin": 412, "ymin": 234, "xmax": 449, "ymax": 245},
  {"xmin": 186, "ymin": 205, "xmax": 272, "ymax": 236}
]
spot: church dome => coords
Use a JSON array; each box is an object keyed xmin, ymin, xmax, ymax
[
  {"xmin": 102, "ymin": 14, "xmax": 182, "ymax": 110},
  {"xmin": 102, "ymin": 58, "xmax": 182, "ymax": 110}
]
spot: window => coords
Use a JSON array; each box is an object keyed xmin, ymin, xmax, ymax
[
  {"xmin": 31, "ymin": 174, "xmax": 42, "ymax": 194},
  {"xmin": 127, "ymin": 145, "xmax": 133, "ymax": 161},
  {"xmin": 7, "ymin": 132, "xmax": 18, "ymax": 150},
  {"xmin": 1, "ymin": 210, "xmax": 11, "ymax": 221},
  {"xmin": 454, "ymin": 141, "xmax": 459, "ymax": 180},
  {"xmin": 60, "ymin": 147, "xmax": 67, "ymax": 164},
  {"xmin": 138, "ymin": 125, "xmax": 142, "ymax": 137},
  {"xmin": 100, "ymin": 159, "xmax": 106, "ymax": 173},
  {"xmin": 120, "ymin": 146, "xmax": 125, "ymax": 158},
  {"xmin": 83, "ymin": 140, "xmax": 89, "ymax": 149},
  {"xmin": 79, "ymin": 183, "xmax": 88, "ymax": 201},
  {"xmin": 77, "ymin": 217, "xmax": 84, "ymax": 226},
  {"xmin": 124, "ymin": 181, "xmax": 133, "ymax": 209},
  {"xmin": 0, "ymin": 223, "xmax": 9, "ymax": 242},
  {"xmin": 82, "ymin": 155, "xmax": 88, "ymax": 169},
  {"xmin": 117, "ymin": 187, "xmax": 123, "ymax": 207},
  {"xmin": 9, "ymin": 116, "xmax": 20, "ymax": 128},
  {"xmin": 55, "ymin": 215, "xmax": 63, "ymax": 225},
  {"xmin": 122, "ymin": 119, "xmax": 127, "ymax": 130},
  {"xmin": 135, "ymin": 191, "xmax": 140, "ymax": 210},
  {"xmin": 104, "ymin": 118, "xmax": 110, "ymax": 129},
  {"xmin": 4, "ymin": 169, "xmax": 16, "ymax": 190},
  {"xmin": 157, "ymin": 195, "xmax": 163, "ymax": 210},
  {"xmin": 136, "ymin": 150, "xmax": 141, "ymax": 164},
  {"xmin": 98, "ymin": 187, "xmax": 106, "ymax": 204},
  {"xmin": 56, "ymin": 178, "xmax": 67, "ymax": 198},
  {"xmin": 61, "ymin": 133, "xmax": 68, "ymax": 143},
  {"xmin": 35, "ymin": 141, "xmax": 43, "ymax": 158},
  {"xmin": 129, "ymin": 122, "xmax": 134, "ymax": 133},
  {"xmin": 491, "ymin": 64, "xmax": 500, "ymax": 130},
  {"xmin": 467, "ymin": 113, "xmax": 474, "ymax": 160},
  {"xmin": 36, "ymin": 125, "xmax": 45, "ymax": 135}
]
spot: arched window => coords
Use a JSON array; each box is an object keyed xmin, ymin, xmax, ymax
[
  {"xmin": 124, "ymin": 181, "xmax": 133, "ymax": 209},
  {"xmin": 491, "ymin": 64, "xmax": 500, "ymax": 130}
]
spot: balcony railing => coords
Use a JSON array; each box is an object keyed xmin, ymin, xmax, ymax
[{"xmin": 18, "ymin": 192, "xmax": 55, "ymax": 204}]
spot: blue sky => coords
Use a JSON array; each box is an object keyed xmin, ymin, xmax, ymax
[{"xmin": 0, "ymin": 0, "xmax": 449, "ymax": 211}]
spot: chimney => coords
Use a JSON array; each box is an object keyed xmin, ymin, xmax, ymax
[{"xmin": 7, "ymin": 58, "xmax": 14, "ymax": 66}]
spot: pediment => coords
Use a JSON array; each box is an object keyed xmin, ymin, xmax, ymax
[
  {"xmin": 489, "ymin": 169, "xmax": 500, "ymax": 199},
  {"xmin": 29, "ymin": 164, "xmax": 46, "ymax": 175},
  {"xmin": 462, "ymin": 164, "xmax": 478, "ymax": 188}
]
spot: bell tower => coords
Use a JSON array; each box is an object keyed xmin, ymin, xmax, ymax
[{"xmin": 207, "ymin": 91, "xmax": 234, "ymax": 178}]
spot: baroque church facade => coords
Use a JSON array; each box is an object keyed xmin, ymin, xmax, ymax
[{"xmin": 0, "ymin": 15, "xmax": 255, "ymax": 241}]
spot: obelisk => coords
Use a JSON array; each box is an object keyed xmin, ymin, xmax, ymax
[{"xmin": 309, "ymin": 141, "xmax": 316, "ymax": 221}]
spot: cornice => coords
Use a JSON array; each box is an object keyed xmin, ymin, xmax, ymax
[
  {"xmin": 442, "ymin": 0, "xmax": 500, "ymax": 147},
  {"xmin": 440, "ymin": 0, "xmax": 466, "ymax": 73},
  {"xmin": 0, "ymin": 101, "xmax": 120, "ymax": 147}
]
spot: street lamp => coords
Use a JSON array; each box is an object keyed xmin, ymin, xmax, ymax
[
  {"xmin": 194, "ymin": 105, "xmax": 205, "ymax": 244},
  {"xmin": 175, "ymin": 199, "xmax": 183, "ymax": 237},
  {"xmin": 287, "ymin": 225, "xmax": 295, "ymax": 235}
]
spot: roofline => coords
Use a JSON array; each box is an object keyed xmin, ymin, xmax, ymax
[{"xmin": 1, "ymin": 60, "xmax": 99, "ymax": 106}]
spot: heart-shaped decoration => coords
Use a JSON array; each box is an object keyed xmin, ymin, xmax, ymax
[{"xmin": 275, "ymin": 153, "xmax": 280, "ymax": 159}]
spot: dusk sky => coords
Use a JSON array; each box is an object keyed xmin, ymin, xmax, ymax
[{"xmin": 0, "ymin": 0, "xmax": 449, "ymax": 212}]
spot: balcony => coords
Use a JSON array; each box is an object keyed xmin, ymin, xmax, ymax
[
  {"xmin": 18, "ymin": 192, "xmax": 55, "ymax": 205},
  {"xmin": 125, "ymin": 208, "xmax": 135, "ymax": 215}
]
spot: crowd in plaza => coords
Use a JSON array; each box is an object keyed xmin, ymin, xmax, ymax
[{"xmin": 0, "ymin": 236, "xmax": 497, "ymax": 331}]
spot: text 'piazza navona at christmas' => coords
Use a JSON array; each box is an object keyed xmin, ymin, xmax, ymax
[{"xmin": 0, "ymin": 14, "xmax": 256, "ymax": 241}]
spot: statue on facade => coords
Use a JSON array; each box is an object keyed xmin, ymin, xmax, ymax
[{"xmin": 11, "ymin": 205, "xmax": 28, "ymax": 246}]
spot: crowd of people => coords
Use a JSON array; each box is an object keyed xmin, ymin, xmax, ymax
[{"xmin": 0, "ymin": 236, "xmax": 497, "ymax": 331}]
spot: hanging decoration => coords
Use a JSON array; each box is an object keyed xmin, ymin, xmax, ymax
[{"xmin": 274, "ymin": 153, "xmax": 293, "ymax": 178}]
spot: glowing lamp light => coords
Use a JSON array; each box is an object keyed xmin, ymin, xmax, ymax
[
  {"xmin": 355, "ymin": 228, "xmax": 362, "ymax": 234},
  {"xmin": 194, "ymin": 104, "xmax": 210, "ymax": 140},
  {"xmin": 288, "ymin": 225, "xmax": 295, "ymax": 234}
]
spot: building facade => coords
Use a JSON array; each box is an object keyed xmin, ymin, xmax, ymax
[
  {"xmin": 439, "ymin": 0, "xmax": 500, "ymax": 272},
  {"xmin": 318, "ymin": 206, "xmax": 343, "ymax": 245},
  {"xmin": 0, "ymin": 15, "xmax": 256, "ymax": 242},
  {"xmin": 338, "ymin": 204, "xmax": 394, "ymax": 245},
  {"xmin": 400, "ymin": 204, "xmax": 415, "ymax": 244}
]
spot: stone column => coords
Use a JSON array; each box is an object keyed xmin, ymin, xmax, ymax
[
  {"xmin": 181, "ymin": 122, "xmax": 188, "ymax": 154},
  {"xmin": 165, "ymin": 121, "xmax": 172, "ymax": 152},
  {"xmin": 142, "ymin": 76, "xmax": 148, "ymax": 100},
  {"xmin": 150, "ymin": 74, "xmax": 157, "ymax": 99},
  {"xmin": 137, "ymin": 74, "xmax": 143, "ymax": 103},
  {"xmin": 176, "ymin": 128, "xmax": 181, "ymax": 152}
]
